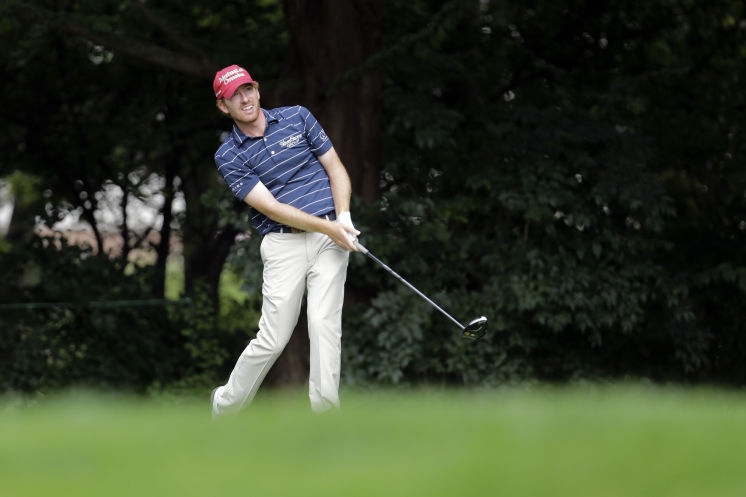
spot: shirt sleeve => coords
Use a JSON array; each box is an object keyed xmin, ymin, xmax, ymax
[
  {"xmin": 300, "ymin": 106, "xmax": 333, "ymax": 157},
  {"xmin": 214, "ymin": 145, "xmax": 261, "ymax": 202}
]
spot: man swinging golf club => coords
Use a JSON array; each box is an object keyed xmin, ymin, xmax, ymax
[{"xmin": 210, "ymin": 65, "xmax": 360, "ymax": 416}]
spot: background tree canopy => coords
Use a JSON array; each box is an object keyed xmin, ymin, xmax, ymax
[{"xmin": 1, "ymin": 0, "xmax": 744, "ymax": 393}]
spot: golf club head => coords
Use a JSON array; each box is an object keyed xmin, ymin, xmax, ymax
[{"xmin": 463, "ymin": 316, "xmax": 488, "ymax": 340}]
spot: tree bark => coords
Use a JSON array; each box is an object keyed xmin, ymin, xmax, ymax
[
  {"xmin": 263, "ymin": 0, "xmax": 383, "ymax": 386},
  {"xmin": 152, "ymin": 163, "xmax": 175, "ymax": 298},
  {"xmin": 282, "ymin": 0, "xmax": 382, "ymax": 202}
]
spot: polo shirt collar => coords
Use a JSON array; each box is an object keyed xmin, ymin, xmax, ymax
[{"xmin": 231, "ymin": 109, "xmax": 279, "ymax": 145}]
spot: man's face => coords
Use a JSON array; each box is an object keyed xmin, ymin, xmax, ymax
[{"xmin": 217, "ymin": 83, "xmax": 261, "ymax": 124}]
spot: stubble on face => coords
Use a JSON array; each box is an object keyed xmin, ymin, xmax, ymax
[{"xmin": 219, "ymin": 84, "xmax": 262, "ymax": 127}]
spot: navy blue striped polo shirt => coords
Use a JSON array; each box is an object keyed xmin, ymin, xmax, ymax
[{"xmin": 214, "ymin": 105, "xmax": 335, "ymax": 235}]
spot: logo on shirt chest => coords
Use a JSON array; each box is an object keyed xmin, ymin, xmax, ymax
[{"xmin": 279, "ymin": 133, "xmax": 303, "ymax": 149}]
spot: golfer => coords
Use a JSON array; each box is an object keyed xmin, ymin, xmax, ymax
[{"xmin": 210, "ymin": 65, "xmax": 360, "ymax": 415}]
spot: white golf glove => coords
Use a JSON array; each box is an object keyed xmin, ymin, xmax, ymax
[{"xmin": 337, "ymin": 211, "xmax": 358, "ymax": 243}]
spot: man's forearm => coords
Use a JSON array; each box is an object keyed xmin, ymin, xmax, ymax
[
  {"xmin": 329, "ymin": 171, "xmax": 351, "ymax": 215},
  {"xmin": 318, "ymin": 147, "xmax": 352, "ymax": 215},
  {"xmin": 243, "ymin": 178, "xmax": 359, "ymax": 250},
  {"xmin": 251, "ymin": 197, "xmax": 335, "ymax": 232}
]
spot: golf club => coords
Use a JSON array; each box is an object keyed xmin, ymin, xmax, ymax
[{"xmin": 354, "ymin": 241, "xmax": 488, "ymax": 340}]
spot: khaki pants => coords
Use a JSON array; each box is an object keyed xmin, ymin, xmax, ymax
[{"xmin": 213, "ymin": 231, "xmax": 349, "ymax": 414}]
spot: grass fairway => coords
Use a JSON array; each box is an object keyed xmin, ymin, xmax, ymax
[{"xmin": 1, "ymin": 385, "xmax": 745, "ymax": 497}]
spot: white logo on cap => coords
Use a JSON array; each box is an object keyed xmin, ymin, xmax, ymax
[{"xmin": 219, "ymin": 69, "xmax": 246, "ymax": 86}]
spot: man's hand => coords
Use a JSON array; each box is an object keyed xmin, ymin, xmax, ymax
[
  {"xmin": 337, "ymin": 211, "xmax": 358, "ymax": 243},
  {"xmin": 328, "ymin": 212, "xmax": 359, "ymax": 251}
]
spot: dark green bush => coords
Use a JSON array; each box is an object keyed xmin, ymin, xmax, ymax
[{"xmin": 0, "ymin": 236, "xmax": 239, "ymax": 393}]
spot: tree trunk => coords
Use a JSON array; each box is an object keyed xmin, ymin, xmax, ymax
[
  {"xmin": 180, "ymin": 147, "xmax": 239, "ymax": 305},
  {"xmin": 152, "ymin": 163, "xmax": 175, "ymax": 298},
  {"xmin": 182, "ymin": 214, "xmax": 237, "ymax": 306},
  {"xmin": 282, "ymin": 0, "xmax": 382, "ymax": 202},
  {"xmin": 264, "ymin": 311, "xmax": 311, "ymax": 387},
  {"xmin": 263, "ymin": 0, "xmax": 383, "ymax": 386}
]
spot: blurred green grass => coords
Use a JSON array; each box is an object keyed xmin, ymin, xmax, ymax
[{"xmin": 1, "ymin": 385, "xmax": 745, "ymax": 497}]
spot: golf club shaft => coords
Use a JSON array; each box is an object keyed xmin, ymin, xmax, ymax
[{"xmin": 354, "ymin": 242, "xmax": 465, "ymax": 330}]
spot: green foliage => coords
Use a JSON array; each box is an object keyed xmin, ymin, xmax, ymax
[
  {"xmin": 341, "ymin": 0, "xmax": 746, "ymax": 386},
  {"xmin": 1, "ymin": 0, "xmax": 745, "ymax": 393},
  {"xmin": 0, "ymin": 237, "xmax": 242, "ymax": 393}
]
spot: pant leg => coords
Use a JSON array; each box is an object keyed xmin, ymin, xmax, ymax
[
  {"xmin": 214, "ymin": 233, "xmax": 308, "ymax": 414},
  {"xmin": 305, "ymin": 232, "xmax": 349, "ymax": 412}
]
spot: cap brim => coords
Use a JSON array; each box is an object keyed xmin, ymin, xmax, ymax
[{"xmin": 220, "ymin": 79, "xmax": 257, "ymax": 99}]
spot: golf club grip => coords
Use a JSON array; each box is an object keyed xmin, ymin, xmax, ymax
[{"xmin": 353, "ymin": 241, "xmax": 369, "ymax": 254}]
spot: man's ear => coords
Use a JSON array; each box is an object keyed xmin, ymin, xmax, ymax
[{"xmin": 216, "ymin": 99, "xmax": 229, "ymax": 115}]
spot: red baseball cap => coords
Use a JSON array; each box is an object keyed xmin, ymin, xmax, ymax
[{"xmin": 213, "ymin": 65, "xmax": 255, "ymax": 99}]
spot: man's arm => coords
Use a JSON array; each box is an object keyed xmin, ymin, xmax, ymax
[
  {"xmin": 317, "ymin": 146, "xmax": 352, "ymax": 216},
  {"xmin": 243, "ymin": 181, "xmax": 359, "ymax": 251}
]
